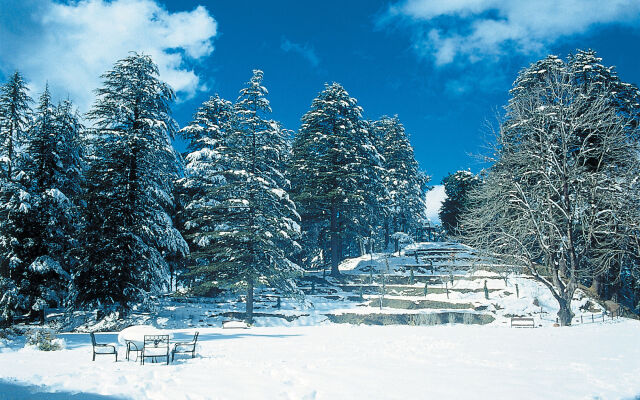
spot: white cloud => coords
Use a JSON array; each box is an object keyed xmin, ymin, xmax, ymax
[
  {"xmin": 382, "ymin": 0, "xmax": 640, "ymax": 66},
  {"xmin": 0, "ymin": 0, "xmax": 218, "ymax": 111},
  {"xmin": 281, "ymin": 38, "xmax": 320, "ymax": 68},
  {"xmin": 425, "ymin": 185, "xmax": 446, "ymax": 224}
]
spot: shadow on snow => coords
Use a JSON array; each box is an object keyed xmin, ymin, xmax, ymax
[{"xmin": 0, "ymin": 380, "xmax": 127, "ymax": 400}]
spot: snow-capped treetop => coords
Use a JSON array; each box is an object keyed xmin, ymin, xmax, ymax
[
  {"xmin": 181, "ymin": 95, "xmax": 234, "ymax": 152},
  {"xmin": 0, "ymin": 71, "xmax": 33, "ymax": 181},
  {"xmin": 87, "ymin": 52, "xmax": 178, "ymax": 140}
]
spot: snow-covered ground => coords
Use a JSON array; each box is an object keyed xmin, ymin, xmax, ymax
[
  {"xmin": 1, "ymin": 242, "xmax": 637, "ymax": 399},
  {"xmin": 1, "ymin": 321, "xmax": 639, "ymax": 399}
]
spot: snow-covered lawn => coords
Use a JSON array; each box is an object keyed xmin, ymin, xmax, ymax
[{"xmin": 1, "ymin": 321, "xmax": 639, "ymax": 399}]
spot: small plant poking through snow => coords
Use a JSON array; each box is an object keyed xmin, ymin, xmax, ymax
[{"xmin": 25, "ymin": 328, "xmax": 65, "ymax": 351}]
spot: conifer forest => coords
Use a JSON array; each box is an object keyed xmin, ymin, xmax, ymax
[{"xmin": 2, "ymin": 1, "xmax": 640, "ymax": 398}]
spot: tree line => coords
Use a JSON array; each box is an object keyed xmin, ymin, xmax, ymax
[{"xmin": 0, "ymin": 53, "xmax": 428, "ymax": 324}]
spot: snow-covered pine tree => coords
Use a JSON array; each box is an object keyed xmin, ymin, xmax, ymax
[
  {"xmin": 290, "ymin": 83, "xmax": 384, "ymax": 275},
  {"xmin": 0, "ymin": 171, "xmax": 34, "ymax": 324},
  {"xmin": 73, "ymin": 53, "xmax": 187, "ymax": 315},
  {"xmin": 180, "ymin": 71, "xmax": 302, "ymax": 323},
  {"xmin": 0, "ymin": 72, "xmax": 33, "ymax": 325},
  {"xmin": 439, "ymin": 170, "xmax": 480, "ymax": 237},
  {"xmin": 233, "ymin": 70, "xmax": 302, "ymax": 322},
  {"xmin": 373, "ymin": 116, "xmax": 428, "ymax": 250},
  {"xmin": 10, "ymin": 88, "xmax": 85, "ymax": 317},
  {"xmin": 0, "ymin": 71, "xmax": 32, "ymax": 181},
  {"xmin": 348, "ymin": 119, "xmax": 389, "ymax": 257},
  {"xmin": 177, "ymin": 94, "xmax": 235, "ymax": 295}
]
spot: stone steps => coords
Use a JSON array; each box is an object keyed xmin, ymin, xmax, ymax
[
  {"xmin": 366, "ymin": 297, "xmax": 479, "ymax": 310},
  {"xmin": 325, "ymin": 312, "xmax": 495, "ymax": 326}
]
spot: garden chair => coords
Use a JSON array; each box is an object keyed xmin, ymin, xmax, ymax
[
  {"xmin": 171, "ymin": 331, "xmax": 199, "ymax": 361},
  {"xmin": 125, "ymin": 340, "xmax": 142, "ymax": 361},
  {"xmin": 141, "ymin": 334, "xmax": 170, "ymax": 365},
  {"xmin": 90, "ymin": 332, "xmax": 117, "ymax": 361}
]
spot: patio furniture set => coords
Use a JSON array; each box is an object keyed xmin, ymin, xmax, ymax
[{"xmin": 90, "ymin": 327, "xmax": 199, "ymax": 365}]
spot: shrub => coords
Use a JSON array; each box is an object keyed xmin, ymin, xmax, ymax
[{"xmin": 25, "ymin": 328, "xmax": 65, "ymax": 351}]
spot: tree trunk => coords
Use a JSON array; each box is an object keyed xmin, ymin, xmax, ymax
[
  {"xmin": 591, "ymin": 275, "xmax": 603, "ymax": 297},
  {"xmin": 6, "ymin": 128, "xmax": 13, "ymax": 181},
  {"xmin": 557, "ymin": 298, "xmax": 574, "ymax": 326},
  {"xmin": 384, "ymin": 219, "xmax": 390, "ymax": 250},
  {"xmin": 169, "ymin": 263, "xmax": 174, "ymax": 292},
  {"xmin": 330, "ymin": 203, "xmax": 340, "ymax": 276},
  {"xmin": 246, "ymin": 279, "xmax": 254, "ymax": 324},
  {"xmin": 358, "ymin": 237, "xmax": 365, "ymax": 257},
  {"xmin": 117, "ymin": 306, "xmax": 127, "ymax": 321}
]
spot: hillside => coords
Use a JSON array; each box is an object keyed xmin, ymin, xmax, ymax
[{"xmin": 43, "ymin": 242, "xmax": 623, "ymax": 332}]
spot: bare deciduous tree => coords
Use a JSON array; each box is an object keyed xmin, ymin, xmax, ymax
[{"xmin": 462, "ymin": 56, "xmax": 640, "ymax": 326}]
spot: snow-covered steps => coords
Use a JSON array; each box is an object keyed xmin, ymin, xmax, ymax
[
  {"xmin": 335, "ymin": 284, "xmax": 502, "ymax": 297},
  {"xmin": 366, "ymin": 298, "xmax": 477, "ymax": 310},
  {"xmin": 325, "ymin": 311, "xmax": 495, "ymax": 325},
  {"xmin": 61, "ymin": 242, "xmax": 620, "ymax": 331}
]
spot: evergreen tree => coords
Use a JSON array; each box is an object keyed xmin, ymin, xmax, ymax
[
  {"xmin": 0, "ymin": 71, "xmax": 32, "ymax": 181},
  {"xmin": 13, "ymin": 89, "xmax": 85, "ymax": 316},
  {"xmin": 373, "ymin": 116, "xmax": 428, "ymax": 250},
  {"xmin": 439, "ymin": 170, "xmax": 480, "ymax": 236},
  {"xmin": 172, "ymin": 96, "xmax": 237, "ymax": 292},
  {"xmin": 73, "ymin": 53, "xmax": 187, "ymax": 315},
  {"xmin": 0, "ymin": 171, "xmax": 34, "ymax": 324},
  {"xmin": 180, "ymin": 71, "xmax": 302, "ymax": 323},
  {"xmin": 178, "ymin": 95, "xmax": 235, "ymax": 295},
  {"xmin": 290, "ymin": 83, "xmax": 383, "ymax": 275},
  {"xmin": 0, "ymin": 72, "xmax": 33, "ymax": 325}
]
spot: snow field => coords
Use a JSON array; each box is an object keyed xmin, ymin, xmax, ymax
[{"xmin": 1, "ymin": 322, "xmax": 639, "ymax": 399}]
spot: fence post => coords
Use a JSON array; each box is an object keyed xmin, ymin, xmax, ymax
[{"xmin": 580, "ymin": 315, "xmax": 583, "ymax": 324}]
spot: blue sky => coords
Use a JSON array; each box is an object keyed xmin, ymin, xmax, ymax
[{"xmin": 1, "ymin": 0, "xmax": 640, "ymax": 184}]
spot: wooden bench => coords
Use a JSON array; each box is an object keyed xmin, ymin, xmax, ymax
[
  {"xmin": 510, "ymin": 317, "xmax": 535, "ymax": 328},
  {"xmin": 222, "ymin": 320, "xmax": 249, "ymax": 329},
  {"xmin": 402, "ymin": 265, "xmax": 434, "ymax": 274}
]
